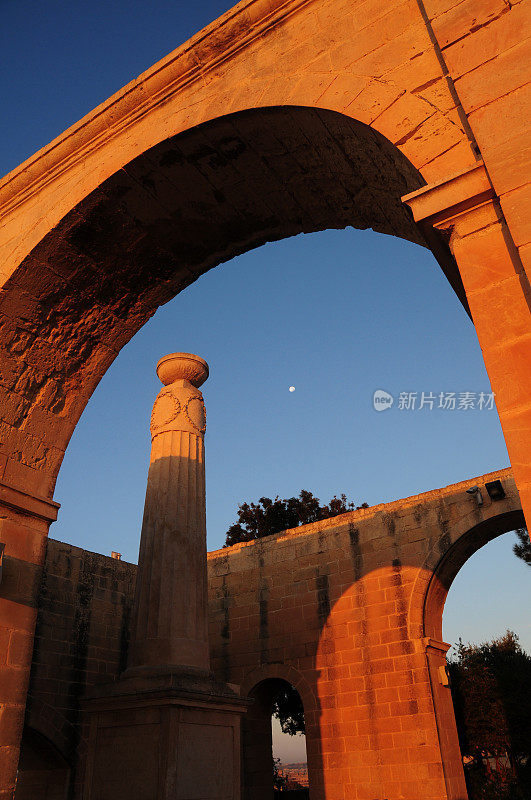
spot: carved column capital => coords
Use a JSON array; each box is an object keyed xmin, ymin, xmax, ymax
[
  {"xmin": 150, "ymin": 386, "xmax": 206, "ymax": 439},
  {"xmin": 150, "ymin": 352, "xmax": 208, "ymax": 440}
]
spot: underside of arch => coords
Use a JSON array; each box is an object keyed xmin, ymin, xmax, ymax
[
  {"xmin": 14, "ymin": 726, "xmax": 70, "ymax": 800},
  {"xmin": 0, "ymin": 105, "xmax": 464, "ymax": 496}
]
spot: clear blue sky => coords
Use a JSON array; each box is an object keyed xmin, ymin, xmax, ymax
[{"xmin": 3, "ymin": 0, "xmax": 529, "ymax": 695}]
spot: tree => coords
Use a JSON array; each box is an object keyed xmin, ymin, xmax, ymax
[
  {"xmin": 273, "ymin": 684, "xmax": 305, "ymax": 736},
  {"xmin": 448, "ymin": 631, "xmax": 531, "ymax": 799},
  {"xmin": 224, "ymin": 490, "xmax": 368, "ymax": 547},
  {"xmin": 273, "ymin": 758, "xmax": 288, "ymax": 791},
  {"xmin": 513, "ymin": 528, "xmax": 531, "ymax": 567}
]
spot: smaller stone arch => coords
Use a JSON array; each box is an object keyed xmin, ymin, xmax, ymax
[
  {"xmin": 241, "ymin": 665, "xmax": 315, "ymax": 800},
  {"xmin": 406, "ymin": 508, "xmax": 526, "ymax": 799},
  {"xmin": 405, "ymin": 475, "xmax": 523, "ymax": 642},
  {"xmin": 241, "ymin": 663, "xmax": 318, "ymax": 718},
  {"xmin": 15, "ymin": 726, "xmax": 71, "ymax": 800},
  {"xmin": 24, "ymin": 695, "xmax": 78, "ymax": 766},
  {"xmin": 421, "ymin": 509, "xmax": 525, "ymax": 642}
]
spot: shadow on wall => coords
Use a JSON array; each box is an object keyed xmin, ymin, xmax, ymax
[
  {"xmin": 209, "ymin": 472, "xmax": 523, "ymax": 800},
  {"xmin": 15, "ymin": 727, "xmax": 70, "ymax": 800},
  {"xmin": 313, "ymin": 508, "xmax": 525, "ymax": 800}
]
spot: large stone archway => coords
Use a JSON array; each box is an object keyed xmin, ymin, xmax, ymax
[
  {"xmin": 0, "ymin": 105, "xmax": 462, "ymax": 501},
  {"xmin": 0, "ymin": 0, "xmax": 529, "ymax": 796}
]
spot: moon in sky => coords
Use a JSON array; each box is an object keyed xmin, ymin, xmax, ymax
[{"xmin": 289, "ymin": 386, "xmax": 296, "ymax": 392}]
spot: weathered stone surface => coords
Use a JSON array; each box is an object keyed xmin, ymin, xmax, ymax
[{"xmin": 404, "ymin": 163, "xmax": 531, "ymax": 537}]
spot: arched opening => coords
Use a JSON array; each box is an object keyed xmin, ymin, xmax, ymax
[
  {"xmin": 272, "ymin": 683, "xmax": 308, "ymax": 797},
  {"xmin": 443, "ymin": 529, "xmax": 531, "ymax": 657},
  {"xmin": 423, "ymin": 511, "xmax": 529, "ymax": 799},
  {"xmin": 243, "ymin": 679, "xmax": 309, "ymax": 799},
  {"xmin": 424, "ymin": 511, "xmax": 526, "ymax": 642},
  {"xmin": 15, "ymin": 726, "xmax": 70, "ymax": 800},
  {"xmin": 441, "ymin": 524, "xmax": 531, "ymax": 799},
  {"xmin": 51, "ymin": 222, "xmax": 503, "ymax": 560},
  {"xmin": 0, "ymin": 104, "xmax": 466, "ymax": 499}
]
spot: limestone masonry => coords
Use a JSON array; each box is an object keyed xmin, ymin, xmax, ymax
[
  {"xmin": 0, "ymin": 0, "xmax": 529, "ymax": 797},
  {"xmin": 21, "ymin": 468, "xmax": 523, "ymax": 798}
]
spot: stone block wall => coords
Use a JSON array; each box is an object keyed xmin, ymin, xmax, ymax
[
  {"xmin": 25, "ymin": 543, "xmax": 135, "ymax": 780},
  {"xmin": 21, "ymin": 467, "xmax": 523, "ymax": 799}
]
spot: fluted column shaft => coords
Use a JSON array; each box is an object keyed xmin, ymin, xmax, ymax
[{"xmin": 128, "ymin": 354, "xmax": 210, "ymax": 672}]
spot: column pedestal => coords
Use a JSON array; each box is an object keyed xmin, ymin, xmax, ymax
[
  {"xmin": 83, "ymin": 353, "xmax": 248, "ymax": 800},
  {"xmin": 83, "ymin": 671, "xmax": 247, "ymax": 800}
]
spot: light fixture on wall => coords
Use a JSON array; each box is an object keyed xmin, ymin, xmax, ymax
[
  {"xmin": 438, "ymin": 664, "xmax": 451, "ymax": 687},
  {"xmin": 466, "ymin": 486, "xmax": 483, "ymax": 506},
  {"xmin": 485, "ymin": 479, "xmax": 506, "ymax": 501}
]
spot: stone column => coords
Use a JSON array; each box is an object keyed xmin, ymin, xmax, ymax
[
  {"xmin": 83, "ymin": 353, "xmax": 248, "ymax": 800},
  {"xmin": 128, "ymin": 352, "xmax": 210, "ymax": 673}
]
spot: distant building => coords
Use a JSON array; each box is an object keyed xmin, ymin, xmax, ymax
[{"xmin": 278, "ymin": 762, "xmax": 309, "ymax": 788}]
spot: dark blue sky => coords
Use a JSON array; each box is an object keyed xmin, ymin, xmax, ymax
[
  {"xmin": 1, "ymin": 0, "xmax": 234, "ymax": 176},
  {"xmin": 3, "ymin": 0, "xmax": 529, "ymax": 664}
]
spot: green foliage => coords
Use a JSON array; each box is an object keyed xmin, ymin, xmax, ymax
[
  {"xmin": 224, "ymin": 490, "xmax": 368, "ymax": 547},
  {"xmin": 272, "ymin": 684, "xmax": 305, "ymax": 736},
  {"xmin": 465, "ymin": 771, "xmax": 528, "ymax": 800},
  {"xmin": 513, "ymin": 528, "xmax": 531, "ymax": 567},
  {"xmin": 448, "ymin": 631, "xmax": 531, "ymax": 800}
]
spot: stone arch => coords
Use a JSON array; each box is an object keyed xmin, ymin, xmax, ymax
[
  {"xmin": 421, "ymin": 508, "xmax": 526, "ymax": 642},
  {"xmin": 24, "ymin": 695, "xmax": 79, "ymax": 766},
  {"xmin": 404, "ymin": 479, "xmax": 524, "ymax": 642},
  {"xmin": 241, "ymin": 669, "xmax": 312, "ymax": 800},
  {"xmin": 0, "ymin": 104, "xmax": 467, "ymax": 499},
  {"xmin": 0, "ymin": 3, "xmax": 528, "ymax": 797},
  {"xmin": 0, "ymin": 94, "xmax": 480, "ymax": 800},
  {"xmin": 14, "ymin": 726, "xmax": 71, "ymax": 800},
  {"xmin": 1, "ymin": 0, "xmax": 479, "ymax": 296},
  {"xmin": 411, "ymin": 507, "xmax": 526, "ymax": 799},
  {"xmin": 404, "ymin": 471, "xmax": 520, "ymax": 641},
  {"xmin": 241, "ymin": 662, "xmax": 318, "ymax": 717}
]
